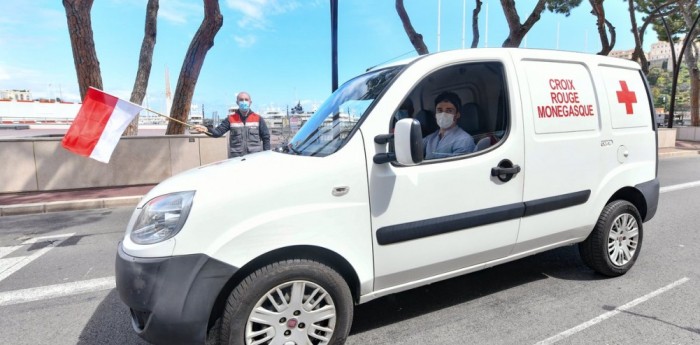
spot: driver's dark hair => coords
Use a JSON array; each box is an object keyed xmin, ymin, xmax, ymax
[{"xmin": 434, "ymin": 91, "xmax": 461, "ymax": 114}]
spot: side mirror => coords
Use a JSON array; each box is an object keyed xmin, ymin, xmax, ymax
[
  {"xmin": 394, "ymin": 118, "xmax": 424, "ymax": 165},
  {"xmin": 373, "ymin": 118, "xmax": 423, "ymax": 165}
]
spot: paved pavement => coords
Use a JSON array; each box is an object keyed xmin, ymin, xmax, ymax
[{"xmin": 1, "ymin": 141, "xmax": 699, "ymax": 217}]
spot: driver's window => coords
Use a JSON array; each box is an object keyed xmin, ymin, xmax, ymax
[
  {"xmin": 390, "ymin": 97, "xmax": 416, "ymax": 133},
  {"xmin": 391, "ymin": 61, "xmax": 509, "ymax": 161}
]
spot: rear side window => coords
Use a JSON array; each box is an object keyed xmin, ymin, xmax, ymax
[{"xmin": 523, "ymin": 60, "xmax": 599, "ymax": 134}]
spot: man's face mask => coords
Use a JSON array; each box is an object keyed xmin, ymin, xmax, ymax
[
  {"xmin": 436, "ymin": 112, "xmax": 454, "ymax": 129},
  {"xmin": 394, "ymin": 109, "xmax": 409, "ymax": 121},
  {"xmin": 238, "ymin": 101, "xmax": 250, "ymax": 112}
]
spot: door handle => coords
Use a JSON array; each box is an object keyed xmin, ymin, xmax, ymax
[
  {"xmin": 332, "ymin": 186, "xmax": 349, "ymax": 196},
  {"xmin": 491, "ymin": 159, "xmax": 521, "ymax": 182}
]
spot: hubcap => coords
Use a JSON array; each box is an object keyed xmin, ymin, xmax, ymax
[
  {"xmin": 607, "ymin": 213, "xmax": 639, "ymax": 266},
  {"xmin": 245, "ymin": 280, "xmax": 336, "ymax": 345}
]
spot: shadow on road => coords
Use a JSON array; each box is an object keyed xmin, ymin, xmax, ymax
[
  {"xmin": 77, "ymin": 289, "xmax": 149, "ymax": 345},
  {"xmin": 350, "ymin": 245, "xmax": 605, "ymax": 335}
]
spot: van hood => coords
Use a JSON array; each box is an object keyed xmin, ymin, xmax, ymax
[
  {"xmin": 135, "ymin": 135, "xmax": 371, "ymax": 258},
  {"xmin": 138, "ymin": 151, "xmax": 303, "ymax": 207}
]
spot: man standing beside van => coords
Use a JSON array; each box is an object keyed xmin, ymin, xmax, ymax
[
  {"xmin": 193, "ymin": 91, "xmax": 271, "ymax": 158},
  {"xmin": 423, "ymin": 91, "xmax": 475, "ymax": 159}
]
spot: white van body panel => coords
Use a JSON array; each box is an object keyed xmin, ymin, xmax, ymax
[
  {"xmin": 363, "ymin": 51, "xmax": 525, "ymax": 293},
  {"xmin": 509, "ymin": 50, "xmax": 656, "ymax": 254},
  {"xmin": 126, "ymin": 135, "xmax": 376, "ymax": 292}
]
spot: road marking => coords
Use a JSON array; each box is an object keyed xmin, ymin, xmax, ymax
[
  {"xmin": 534, "ymin": 277, "xmax": 690, "ymax": 345},
  {"xmin": 20, "ymin": 233, "xmax": 78, "ymax": 244},
  {"xmin": 0, "ymin": 245, "xmax": 22, "ymax": 259},
  {"xmin": 661, "ymin": 180, "xmax": 700, "ymax": 194},
  {"xmin": 0, "ymin": 257, "xmax": 26, "ymax": 275},
  {"xmin": 0, "ymin": 233, "xmax": 75, "ymax": 283},
  {"xmin": 0, "ymin": 246, "xmax": 24, "ymax": 273},
  {"xmin": 0, "ymin": 276, "xmax": 115, "ymax": 307}
]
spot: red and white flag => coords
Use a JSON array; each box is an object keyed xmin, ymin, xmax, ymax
[{"xmin": 61, "ymin": 87, "xmax": 143, "ymax": 163}]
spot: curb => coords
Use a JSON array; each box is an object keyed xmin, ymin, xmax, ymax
[
  {"xmin": 659, "ymin": 150, "xmax": 700, "ymax": 159},
  {"xmin": 0, "ymin": 196, "xmax": 142, "ymax": 217}
]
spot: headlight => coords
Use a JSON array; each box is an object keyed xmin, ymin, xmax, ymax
[{"xmin": 130, "ymin": 191, "xmax": 195, "ymax": 245}]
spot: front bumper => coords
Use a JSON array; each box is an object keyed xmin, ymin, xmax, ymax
[{"xmin": 115, "ymin": 243, "xmax": 238, "ymax": 345}]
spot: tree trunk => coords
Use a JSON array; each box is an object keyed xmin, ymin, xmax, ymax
[
  {"xmin": 123, "ymin": 0, "xmax": 159, "ymax": 136},
  {"xmin": 63, "ymin": 0, "xmax": 102, "ymax": 100},
  {"xmin": 396, "ymin": 0, "xmax": 429, "ymax": 55},
  {"xmin": 679, "ymin": 4, "xmax": 700, "ymax": 127},
  {"xmin": 590, "ymin": 0, "xmax": 613, "ymax": 55},
  {"xmin": 500, "ymin": 0, "xmax": 547, "ymax": 47},
  {"xmin": 628, "ymin": 0, "xmax": 648, "ymax": 73},
  {"xmin": 166, "ymin": 0, "xmax": 223, "ymax": 135},
  {"xmin": 604, "ymin": 18, "xmax": 616, "ymax": 54},
  {"xmin": 471, "ymin": 0, "xmax": 483, "ymax": 48},
  {"xmin": 689, "ymin": 66, "xmax": 700, "ymax": 126}
]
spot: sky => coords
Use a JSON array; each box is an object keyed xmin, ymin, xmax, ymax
[{"xmin": 0, "ymin": 0, "xmax": 663, "ymax": 119}]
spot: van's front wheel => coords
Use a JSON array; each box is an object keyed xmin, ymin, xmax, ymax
[
  {"xmin": 220, "ymin": 259, "xmax": 353, "ymax": 345},
  {"xmin": 579, "ymin": 200, "xmax": 643, "ymax": 277}
]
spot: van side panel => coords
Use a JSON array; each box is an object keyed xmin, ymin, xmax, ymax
[
  {"xmin": 514, "ymin": 57, "xmax": 604, "ymax": 251},
  {"xmin": 363, "ymin": 51, "xmax": 524, "ymax": 297},
  {"xmin": 594, "ymin": 64, "xmax": 657, "ymax": 218},
  {"xmin": 511, "ymin": 52, "xmax": 656, "ymax": 254}
]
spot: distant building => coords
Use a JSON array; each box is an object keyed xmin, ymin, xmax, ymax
[
  {"xmin": 0, "ymin": 93, "xmax": 81, "ymax": 123},
  {"xmin": 609, "ymin": 49, "xmax": 635, "ymax": 60},
  {"xmin": 0, "ymin": 89, "xmax": 32, "ymax": 101},
  {"xmin": 608, "ymin": 39, "xmax": 700, "ymax": 72},
  {"xmin": 189, "ymin": 104, "xmax": 203, "ymax": 125},
  {"xmin": 648, "ymin": 41, "xmax": 677, "ymax": 71},
  {"xmin": 647, "ymin": 40, "xmax": 700, "ymax": 71}
]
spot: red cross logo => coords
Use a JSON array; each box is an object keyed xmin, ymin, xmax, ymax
[{"xmin": 616, "ymin": 80, "xmax": 637, "ymax": 115}]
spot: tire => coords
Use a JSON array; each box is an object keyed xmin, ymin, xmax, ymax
[
  {"xmin": 579, "ymin": 200, "xmax": 643, "ymax": 277},
  {"xmin": 219, "ymin": 259, "xmax": 353, "ymax": 345}
]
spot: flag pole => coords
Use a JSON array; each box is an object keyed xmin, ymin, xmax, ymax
[
  {"xmin": 84, "ymin": 87, "xmax": 212, "ymax": 134},
  {"xmin": 143, "ymin": 108, "xmax": 211, "ymax": 135}
]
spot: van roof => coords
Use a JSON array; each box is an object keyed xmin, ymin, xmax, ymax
[{"xmin": 368, "ymin": 48, "xmax": 642, "ymax": 71}]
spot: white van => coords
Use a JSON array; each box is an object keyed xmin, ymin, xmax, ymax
[{"xmin": 116, "ymin": 49, "xmax": 659, "ymax": 345}]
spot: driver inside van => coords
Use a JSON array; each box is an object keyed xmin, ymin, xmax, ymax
[{"xmin": 423, "ymin": 91, "xmax": 475, "ymax": 159}]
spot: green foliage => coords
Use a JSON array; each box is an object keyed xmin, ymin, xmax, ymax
[
  {"xmin": 545, "ymin": 0, "xmax": 584, "ymax": 17},
  {"xmin": 647, "ymin": 66, "xmax": 691, "ymax": 111},
  {"xmin": 644, "ymin": 0, "xmax": 699, "ymax": 42}
]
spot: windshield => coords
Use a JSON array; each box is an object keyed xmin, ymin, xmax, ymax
[{"xmin": 287, "ymin": 66, "xmax": 403, "ymax": 156}]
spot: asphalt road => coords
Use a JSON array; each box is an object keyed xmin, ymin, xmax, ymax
[{"xmin": 0, "ymin": 156, "xmax": 699, "ymax": 345}]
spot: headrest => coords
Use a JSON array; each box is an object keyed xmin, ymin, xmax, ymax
[
  {"xmin": 414, "ymin": 109, "xmax": 438, "ymax": 137},
  {"xmin": 458, "ymin": 103, "xmax": 480, "ymax": 133}
]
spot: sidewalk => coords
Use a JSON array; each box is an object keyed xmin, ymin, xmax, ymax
[
  {"xmin": 658, "ymin": 140, "xmax": 700, "ymax": 159},
  {"xmin": 1, "ymin": 141, "xmax": 699, "ymax": 217}
]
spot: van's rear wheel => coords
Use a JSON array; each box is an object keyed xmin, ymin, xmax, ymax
[
  {"xmin": 579, "ymin": 200, "xmax": 643, "ymax": 277},
  {"xmin": 220, "ymin": 259, "xmax": 353, "ymax": 345}
]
